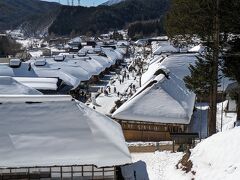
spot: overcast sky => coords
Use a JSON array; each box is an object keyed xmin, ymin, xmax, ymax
[{"xmin": 43, "ymin": 0, "xmax": 107, "ymax": 6}]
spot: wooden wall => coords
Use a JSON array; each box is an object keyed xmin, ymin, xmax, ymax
[{"xmin": 117, "ymin": 120, "xmax": 186, "ymax": 142}]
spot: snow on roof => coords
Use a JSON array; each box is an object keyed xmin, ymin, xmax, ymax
[
  {"xmin": 114, "ymin": 48, "xmax": 124, "ymax": 59},
  {"xmin": 141, "ymin": 64, "xmax": 168, "ymax": 85},
  {"xmin": 188, "ymin": 44, "xmax": 205, "ymax": 53},
  {"xmin": 63, "ymin": 56, "xmax": 104, "ymax": 76},
  {"xmin": 13, "ymin": 77, "xmax": 58, "ymax": 90},
  {"xmin": 112, "ymin": 73, "xmax": 196, "ymax": 124},
  {"xmin": 88, "ymin": 54, "xmax": 112, "ymax": 68},
  {"xmin": 142, "ymin": 54, "xmax": 197, "ymax": 85},
  {"xmin": 9, "ymin": 59, "xmax": 21, "ymax": 67},
  {"xmin": 29, "ymin": 50, "xmax": 43, "ymax": 58},
  {"xmin": 158, "ymin": 53, "xmax": 197, "ymax": 80},
  {"xmin": 0, "ymin": 52, "xmax": 111, "ymax": 89},
  {"xmin": 116, "ymin": 47, "xmax": 127, "ymax": 55},
  {"xmin": 0, "ymin": 62, "xmax": 81, "ymax": 89},
  {"xmin": 153, "ymin": 41, "xmax": 179, "ymax": 55},
  {"xmin": 0, "ymin": 97, "xmax": 131, "ymax": 168},
  {"xmin": 0, "ymin": 76, "xmax": 42, "ymax": 95},
  {"xmin": 102, "ymin": 48, "xmax": 118, "ymax": 64},
  {"xmin": 0, "ymin": 63, "xmax": 37, "ymax": 77},
  {"xmin": 188, "ymin": 127, "xmax": 240, "ymax": 179},
  {"xmin": 70, "ymin": 36, "xmax": 82, "ymax": 43},
  {"xmin": 117, "ymin": 40, "xmax": 129, "ymax": 46},
  {"xmin": 0, "ymin": 95, "xmax": 72, "ymax": 103},
  {"xmin": 147, "ymin": 55, "xmax": 165, "ymax": 65}
]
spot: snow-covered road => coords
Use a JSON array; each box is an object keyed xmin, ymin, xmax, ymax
[{"xmin": 131, "ymin": 151, "xmax": 183, "ymax": 180}]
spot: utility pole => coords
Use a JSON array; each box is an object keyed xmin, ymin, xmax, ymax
[
  {"xmin": 78, "ymin": 0, "xmax": 80, "ymax": 6},
  {"xmin": 67, "ymin": 0, "xmax": 69, "ymax": 6},
  {"xmin": 72, "ymin": 0, "xmax": 74, "ymax": 6}
]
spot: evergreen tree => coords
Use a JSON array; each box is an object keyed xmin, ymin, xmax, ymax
[
  {"xmin": 184, "ymin": 51, "xmax": 214, "ymax": 96},
  {"xmin": 0, "ymin": 36, "xmax": 21, "ymax": 57},
  {"xmin": 110, "ymin": 31, "xmax": 123, "ymax": 40},
  {"xmin": 166, "ymin": 0, "xmax": 220, "ymax": 135}
]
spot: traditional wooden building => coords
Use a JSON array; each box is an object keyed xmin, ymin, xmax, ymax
[
  {"xmin": 112, "ymin": 69, "xmax": 196, "ymax": 142},
  {"xmin": 0, "ymin": 95, "xmax": 131, "ymax": 179}
]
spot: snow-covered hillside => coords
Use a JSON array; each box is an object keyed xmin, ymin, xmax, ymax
[
  {"xmin": 101, "ymin": 0, "xmax": 125, "ymax": 6},
  {"xmin": 166, "ymin": 127, "xmax": 240, "ymax": 180},
  {"xmin": 131, "ymin": 126, "xmax": 239, "ymax": 180}
]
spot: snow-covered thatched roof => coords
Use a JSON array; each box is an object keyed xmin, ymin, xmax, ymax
[
  {"xmin": 0, "ymin": 76, "xmax": 42, "ymax": 95},
  {"xmin": 188, "ymin": 44, "xmax": 205, "ymax": 53},
  {"xmin": 102, "ymin": 48, "xmax": 119, "ymax": 64},
  {"xmin": 153, "ymin": 41, "xmax": 179, "ymax": 55},
  {"xmin": 0, "ymin": 95, "xmax": 131, "ymax": 168},
  {"xmin": 112, "ymin": 73, "xmax": 196, "ymax": 124},
  {"xmin": 13, "ymin": 77, "xmax": 58, "ymax": 90},
  {"xmin": 159, "ymin": 54, "xmax": 197, "ymax": 79},
  {"xmin": 142, "ymin": 54, "xmax": 197, "ymax": 85},
  {"xmin": 0, "ymin": 60, "xmax": 90, "ymax": 89}
]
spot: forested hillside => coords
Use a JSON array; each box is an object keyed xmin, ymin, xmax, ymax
[
  {"xmin": 128, "ymin": 19, "xmax": 165, "ymax": 40},
  {"xmin": 0, "ymin": 0, "xmax": 60, "ymax": 33},
  {"xmin": 49, "ymin": 0, "xmax": 170, "ymax": 35}
]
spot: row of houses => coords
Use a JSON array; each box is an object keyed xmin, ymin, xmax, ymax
[
  {"xmin": 0, "ymin": 38, "xmax": 135, "ymax": 179},
  {"xmin": 0, "ymin": 41, "xmax": 128, "ymax": 95}
]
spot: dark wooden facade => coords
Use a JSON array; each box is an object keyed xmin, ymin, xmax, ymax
[
  {"xmin": 116, "ymin": 120, "xmax": 187, "ymax": 142},
  {"xmin": 0, "ymin": 165, "xmax": 118, "ymax": 180}
]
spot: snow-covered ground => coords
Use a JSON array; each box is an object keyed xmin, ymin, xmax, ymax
[
  {"xmin": 129, "ymin": 151, "xmax": 183, "ymax": 180},
  {"xmin": 87, "ymin": 68, "xmax": 140, "ymax": 115},
  {"xmin": 130, "ymin": 127, "xmax": 240, "ymax": 180},
  {"xmin": 16, "ymin": 38, "xmax": 43, "ymax": 49},
  {"xmin": 216, "ymin": 101, "xmax": 237, "ymax": 131},
  {"xmin": 165, "ymin": 127, "xmax": 240, "ymax": 180}
]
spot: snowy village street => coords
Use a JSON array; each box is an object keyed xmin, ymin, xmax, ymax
[
  {"xmin": 1, "ymin": 2, "xmax": 240, "ymax": 177},
  {"xmin": 87, "ymin": 62, "xmax": 140, "ymax": 115}
]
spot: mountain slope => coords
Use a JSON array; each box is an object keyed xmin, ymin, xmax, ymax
[
  {"xmin": 0, "ymin": 0, "xmax": 61, "ymax": 34},
  {"xmin": 49, "ymin": 0, "xmax": 170, "ymax": 35},
  {"xmin": 101, "ymin": 0, "xmax": 126, "ymax": 6}
]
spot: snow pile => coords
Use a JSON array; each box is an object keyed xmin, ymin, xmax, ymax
[
  {"xmin": 168, "ymin": 127, "xmax": 240, "ymax": 180},
  {"xmin": 190, "ymin": 127, "xmax": 240, "ymax": 180}
]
